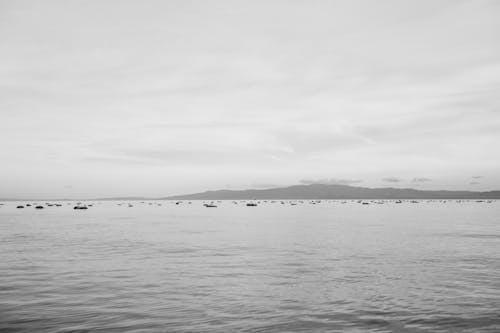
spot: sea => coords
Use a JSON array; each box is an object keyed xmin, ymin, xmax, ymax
[{"xmin": 1, "ymin": 200, "xmax": 499, "ymax": 332}]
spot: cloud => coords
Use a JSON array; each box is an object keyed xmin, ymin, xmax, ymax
[
  {"xmin": 472, "ymin": 176, "xmax": 482, "ymax": 179},
  {"xmin": 470, "ymin": 181, "xmax": 480, "ymax": 185},
  {"xmin": 412, "ymin": 177, "xmax": 432, "ymax": 182},
  {"xmin": 84, "ymin": 146, "xmax": 290, "ymax": 167},
  {"xmin": 273, "ymin": 128, "xmax": 369, "ymax": 156},
  {"xmin": 224, "ymin": 183, "xmax": 280, "ymax": 190},
  {"xmin": 381, "ymin": 177, "xmax": 403, "ymax": 183},
  {"xmin": 300, "ymin": 178, "xmax": 363, "ymax": 185},
  {"xmin": 251, "ymin": 183, "xmax": 279, "ymax": 189}
]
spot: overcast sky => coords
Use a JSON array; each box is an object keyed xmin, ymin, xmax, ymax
[{"xmin": 1, "ymin": 0, "xmax": 499, "ymax": 198}]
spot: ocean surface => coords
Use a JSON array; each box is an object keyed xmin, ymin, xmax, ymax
[{"xmin": 1, "ymin": 200, "xmax": 499, "ymax": 332}]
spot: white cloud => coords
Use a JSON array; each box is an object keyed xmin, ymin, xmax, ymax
[
  {"xmin": 300, "ymin": 178, "xmax": 363, "ymax": 186},
  {"xmin": 412, "ymin": 178, "xmax": 432, "ymax": 183},
  {"xmin": 382, "ymin": 177, "xmax": 403, "ymax": 183}
]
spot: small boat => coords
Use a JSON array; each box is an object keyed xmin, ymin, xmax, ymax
[
  {"xmin": 35, "ymin": 206, "xmax": 44, "ymax": 209},
  {"xmin": 204, "ymin": 203, "xmax": 217, "ymax": 208},
  {"xmin": 17, "ymin": 205, "xmax": 24, "ymax": 209},
  {"xmin": 246, "ymin": 203, "xmax": 257, "ymax": 207},
  {"xmin": 74, "ymin": 206, "xmax": 88, "ymax": 210}
]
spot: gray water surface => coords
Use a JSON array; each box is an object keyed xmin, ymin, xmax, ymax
[{"xmin": 1, "ymin": 200, "xmax": 499, "ymax": 332}]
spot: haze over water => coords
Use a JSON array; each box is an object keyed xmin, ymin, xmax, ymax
[{"xmin": 1, "ymin": 201, "xmax": 499, "ymax": 332}]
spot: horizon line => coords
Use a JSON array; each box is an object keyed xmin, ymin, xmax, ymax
[{"xmin": 2, "ymin": 183, "xmax": 500, "ymax": 201}]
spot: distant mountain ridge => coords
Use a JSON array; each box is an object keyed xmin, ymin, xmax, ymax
[{"xmin": 163, "ymin": 184, "xmax": 500, "ymax": 200}]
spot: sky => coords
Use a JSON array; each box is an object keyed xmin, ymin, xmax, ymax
[{"xmin": 1, "ymin": 0, "xmax": 499, "ymax": 198}]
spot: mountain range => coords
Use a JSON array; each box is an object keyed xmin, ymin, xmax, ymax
[{"xmin": 163, "ymin": 184, "xmax": 500, "ymax": 200}]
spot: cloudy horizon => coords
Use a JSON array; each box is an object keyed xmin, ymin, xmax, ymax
[{"xmin": 1, "ymin": 0, "xmax": 499, "ymax": 199}]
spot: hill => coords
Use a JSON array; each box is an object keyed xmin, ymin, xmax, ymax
[{"xmin": 163, "ymin": 184, "xmax": 500, "ymax": 200}]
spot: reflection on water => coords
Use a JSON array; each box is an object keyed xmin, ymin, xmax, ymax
[{"xmin": 1, "ymin": 200, "xmax": 499, "ymax": 332}]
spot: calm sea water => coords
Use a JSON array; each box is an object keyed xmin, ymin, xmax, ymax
[{"xmin": 1, "ymin": 200, "xmax": 499, "ymax": 332}]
